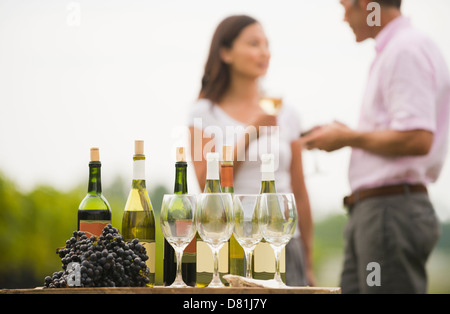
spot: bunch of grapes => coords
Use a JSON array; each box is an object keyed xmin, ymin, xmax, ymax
[{"xmin": 44, "ymin": 224, "xmax": 151, "ymax": 288}]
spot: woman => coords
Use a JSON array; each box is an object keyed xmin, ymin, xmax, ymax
[{"xmin": 188, "ymin": 15, "xmax": 315, "ymax": 286}]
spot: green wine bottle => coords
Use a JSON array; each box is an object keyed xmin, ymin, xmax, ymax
[
  {"xmin": 222, "ymin": 146, "xmax": 245, "ymax": 277},
  {"xmin": 121, "ymin": 140, "xmax": 156, "ymax": 286},
  {"xmin": 164, "ymin": 147, "xmax": 196, "ymax": 287},
  {"xmin": 253, "ymin": 153, "xmax": 286, "ymax": 281},
  {"xmin": 78, "ymin": 147, "xmax": 112, "ymax": 238}
]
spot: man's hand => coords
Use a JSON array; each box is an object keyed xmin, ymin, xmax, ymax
[{"xmin": 299, "ymin": 121, "xmax": 354, "ymax": 152}]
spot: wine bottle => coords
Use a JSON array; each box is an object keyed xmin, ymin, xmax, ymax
[
  {"xmin": 220, "ymin": 146, "xmax": 234, "ymax": 194},
  {"xmin": 222, "ymin": 146, "xmax": 245, "ymax": 277},
  {"xmin": 196, "ymin": 152, "xmax": 230, "ymax": 286},
  {"xmin": 204, "ymin": 152, "xmax": 222, "ymax": 193},
  {"xmin": 164, "ymin": 147, "xmax": 196, "ymax": 287},
  {"xmin": 260, "ymin": 153, "xmax": 277, "ymax": 193},
  {"xmin": 121, "ymin": 140, "xmax": 156, "ymax": 286},
  {"xmin": 253, "ymin": 153, "xmax": 286, "ymax": 281},
  {"xmin": 78, "ymin": 147, "xmax": 112, "ymax": 238}
]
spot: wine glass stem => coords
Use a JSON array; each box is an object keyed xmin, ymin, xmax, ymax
[
  {"xmin": 175, "ymin": 248, "xmax": 184, "ymax": 284},
  {"xmin": 212, "ymin": 247, "xmax": 220, "ymax": 283},
  {"xmin": 244, "ymin": 248, "xmax": 254, "ymax": 279},
  {"xmin": 273, "ymin": 246, "xmax": 283, "ymax": 283}
]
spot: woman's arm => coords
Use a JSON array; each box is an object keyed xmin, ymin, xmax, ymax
[
  {"xmin": 290, "ymin": 140, "xmax": 315, "ymax": 286},
  {"xmin": 189, "ymin": 126, "xmax": 211, "ymax": 191}
]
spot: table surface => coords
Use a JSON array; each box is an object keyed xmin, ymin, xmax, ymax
[{"xmin": 0, "ymin": 286, "xmax": 341, "ymax": 294}]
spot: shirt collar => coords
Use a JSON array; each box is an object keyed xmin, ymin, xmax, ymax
[{"xmin": 375, "ymin": 16, "xmax": 411, "ymax": 54}]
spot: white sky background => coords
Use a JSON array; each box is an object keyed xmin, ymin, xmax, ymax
[{"xmin": 0, "ymin": 0, "xmax": 449, "ymax": 221}]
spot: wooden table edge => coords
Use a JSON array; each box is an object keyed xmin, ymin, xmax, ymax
[{"xmin": 0, "ymin": 286, "xmax": 341, "ymax": 295}]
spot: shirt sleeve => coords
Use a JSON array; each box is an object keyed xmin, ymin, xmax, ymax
[{"xmin": 386, "ymin": 48, "xmax": 437, "ymax": 133}]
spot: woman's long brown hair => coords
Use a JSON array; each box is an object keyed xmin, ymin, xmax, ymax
[{"xmin": 199, "ymin": 15, "xmax": 258, "ymax": 104}]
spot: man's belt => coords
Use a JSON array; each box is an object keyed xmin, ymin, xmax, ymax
[{"xmin": 343, "ymin": 184, "xmax": 428, "ymax": 208}]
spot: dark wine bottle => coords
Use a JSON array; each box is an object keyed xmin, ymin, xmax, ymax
[
  {"xmin": 164, "ymin": 147, "xmax": 196, "ymax": 287},
  {"xmin": 78, "ymin": 148, "xmax": 112, "ymax": 238}
]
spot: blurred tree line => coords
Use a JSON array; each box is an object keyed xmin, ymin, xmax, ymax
[{"xmin": 0, "ymin": 172, "xmax": 169, "ymax": 288}]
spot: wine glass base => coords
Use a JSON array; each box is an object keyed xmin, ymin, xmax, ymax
[
  {"xmin": 269, "ymin": 276, "xmax": 294, "ymax": 289},
  {"xmin": 166, "ymin": 281, "xmax": 190, "ymax": 288},
  {"xmin": 207, "ymin": 279, "xmax": 225, "ymax": 288},
  {"xmin": 273, "ymin": 280, "xmax": 288, "ymax": 288}
]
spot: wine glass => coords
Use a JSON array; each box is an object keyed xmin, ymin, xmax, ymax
[
  {"xmin": 259, "ymin": 96, "xmax": 283, "ymax": 116},
  {"xmin": 259, "ymin": 193, "xmax": 297, "ymax": 287},
  {"xmin": 160, "ymin": 194, "xmax": 197, "ymax": 288},
  {"xmin": 195, "ymin": 193, "xmax": 233, "ymax": 288},
  {"xmin": 232, "ymin": 194, "xmax": 263, "ymax": 279},
  {"xmin": 258, "ymin": 80, "xmax": 283, "ymax": 116}
]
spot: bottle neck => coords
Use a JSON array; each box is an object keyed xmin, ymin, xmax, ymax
[
  {"xmin": 260, "ymin": 180, "xmax": 276, "ymax": 193},
  {"xmin": 204, "ymin": 179, "xmax": 222, "ymax": 193},
  {"xmin": 206, "ymin": 158, "xmax": 220, "ymax": 181},
  {"xmin": 261, "ymin": 169, "xmax": 275, "ymax": 182},
  {"xmin": 174, "ymin": 162, "xmax": 188, "ymax": 194},
  {"xmin": 88, "ymin": 161, "xmax": 102, "ymax": 194},
  {"xmin": 205, "ymin": 156, "xmax": 221, "ymax": 193},
  {"xmin": 133, "ymin": 154, "xmax": 146, "ymax": 182},
  {"xmin": 260, "ymin": 168, "xmax": 276, "ymax": 193},
  {"xmin": 221, "ymin": 162, "xmax": 233, "ymax": 193}
]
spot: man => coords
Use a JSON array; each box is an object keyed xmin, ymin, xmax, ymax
[{"xmin": 301, "ymin": 0, "xmax": 450, "ymax": 293}]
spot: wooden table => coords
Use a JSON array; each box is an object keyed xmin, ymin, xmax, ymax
[{"xmin": 0, "ymin": 286, "xmax": 341, "ymax": 294}]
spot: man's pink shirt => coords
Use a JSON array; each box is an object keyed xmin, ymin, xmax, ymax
[{"xmin": 349, "ymin": 16, "xmax": 450, "ymax": 192}]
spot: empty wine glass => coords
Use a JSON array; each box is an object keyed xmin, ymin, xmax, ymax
[
  {"xmin": 195, "ymin": 193, "xmax": 233, "ymax": 288},
  {"xmin": 260, "ymin": 193, "xmax": 297, "ymax": 287},
  {"xmin": 232, "ymin": 194, "xmax": 263, "ymax": 279},
  {"xmin": 160, "ymin": 194, "xmax": 197, "ymax": 288}
]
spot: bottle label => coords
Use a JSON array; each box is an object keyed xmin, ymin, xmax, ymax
[
  {"xmin": 196, "ymin": 242, "xmax": 229, "ymax": 273},
  {"xmin": 184, "ymin": 238, "xmax": 196, "ymax": 256},
  {"xmin": 133, "ymin": 160, "xmax": 146, "ymax": 180},
  {"xmin": 196, "ymin": 240, "xmax": 229, "ymax": 286},
  {"xmin": 142, "ymin": 241, "xmax": 156, "ymax": 273},
  {"xmin": 206, "ymin": 155, "xmax": 220, "ymax": 180},
  {"xmin": 141, "ymin": 241, "xmax": 156, "ymax": 286},
  {"xmin": 79, "ymin": 220, "xmax": 110, "ymax": 237},
  {"xmin": 197, "ymin": 241, "xmax": 213, "ymax": 273},
  {"xmin": 175, "ymin": 220, "xmax": 197, "ymax": 256},
  {"xmin": 220, "ymin": 164, "xmax": 234, "ymax": 188},
  {"xmin": 253, "ymin": 242, "xmax": 285, "ymax": 278}
]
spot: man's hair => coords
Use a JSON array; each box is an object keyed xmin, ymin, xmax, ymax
[
  {"xmin": 378, "ymin": 0, "xmax": 402, "ymax": 8},
  {"xmin": 354, "ymin": 0, "xmax": 402, "ymax": 9}
]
